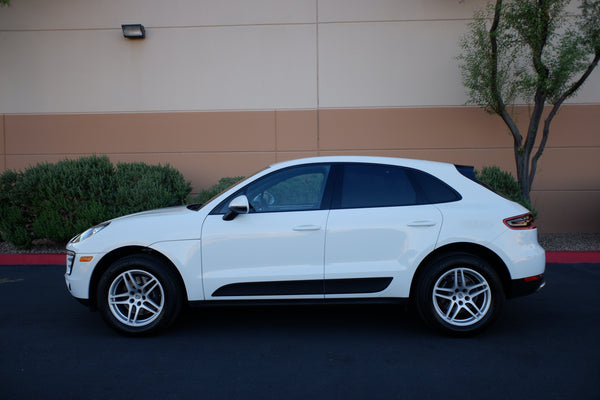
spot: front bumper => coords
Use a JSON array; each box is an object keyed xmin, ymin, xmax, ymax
[{"xmin": 64, "ymin": 250, "xmax": 99, "ymax": 301}]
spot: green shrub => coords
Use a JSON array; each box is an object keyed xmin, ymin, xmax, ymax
[
  {"xmin": 0, "ymin": 206, "xmax": 30, "ymax": 249},
  {"xmin": 475, "ymin": 166, "xmax": 537, "ymax": 217},
  {"xmin": 0, "ymin": 155, "xmax": 191, "ymax": 248},
  {"xmin": 112, "ymin": 162, "xmax": 193, "ymax": 216},
  {"xmin": 192, "ymin": 176, "xmax": 245, "ymax": 204}
]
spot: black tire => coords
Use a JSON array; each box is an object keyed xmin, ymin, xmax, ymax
[
  {"xmin": 414, "ymin": 252, "xmax": 504, "ymax": 336},
  {"xmin": 96, "ymin": 254, "xmax": 183, "ymax": 336}
]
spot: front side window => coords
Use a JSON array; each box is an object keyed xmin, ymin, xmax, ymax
[
  {"xmin": 215, "ymin": 164, "xmax": 331, "ymax": 214},
  {"xmin": 247, "ymin": 165, "xmax": 330, "ymax": 212}
]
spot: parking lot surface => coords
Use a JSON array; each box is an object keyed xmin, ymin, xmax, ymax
[{"xmin": 1, "ymin": 263, "xmax": 599, "ymax": 399}]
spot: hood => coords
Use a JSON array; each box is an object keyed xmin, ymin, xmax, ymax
[
  {"xmin": 113, "ymin": 205, "xmax": 195, "ymax": 221},
  {"xmin": 68, "ymin": 205, "xmax": 203, "ymax": 253}
]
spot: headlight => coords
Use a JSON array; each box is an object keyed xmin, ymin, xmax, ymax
[
  {"xmin": 66, "ymin": 251, "xmax": 75, "ymax": 275},
  {"xmin": 70, "ymin": 221, "xmax": 111, "ymax": 244}
]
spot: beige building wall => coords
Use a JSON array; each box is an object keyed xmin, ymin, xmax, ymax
[{"xmin": 1, "ymin": 0, "xmax": 599, "ymax": 232}]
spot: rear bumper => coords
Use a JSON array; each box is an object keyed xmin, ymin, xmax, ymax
[{"xmin": 506, "ymin": 274, "xmax": 545, "ymax": 299}]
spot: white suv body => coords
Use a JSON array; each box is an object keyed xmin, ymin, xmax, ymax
[{"xmin": 65, "ymin": 156, "xmax": 545, "ymax": 336}]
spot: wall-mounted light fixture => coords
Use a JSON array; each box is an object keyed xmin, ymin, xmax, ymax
[{"xmin": 121, "ymin": 24, "xmax": 145, "ymax": 39}]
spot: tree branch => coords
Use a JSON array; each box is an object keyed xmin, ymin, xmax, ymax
[
  {"xmin": 489, "ymin": 0, "xmax": 522, "ymax": 146},
  {"xmin": 530, "ymin": 50, "xmax": 600, "ymax": 182},
  {"xmin": 553, "ymin": 51, "xmax": 600, "ymax": 108},
  {"xmin": 521, "ymin": 1, "xmax": 554, "ymax": 191}
]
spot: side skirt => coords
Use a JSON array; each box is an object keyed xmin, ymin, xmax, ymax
[
  {"xmin": 211, "ymin": 277, "xmax": 393, "ymax": 297},
  {"xmin": 189, "ymin": 297, "xmax": 409, "ymax": 308}
]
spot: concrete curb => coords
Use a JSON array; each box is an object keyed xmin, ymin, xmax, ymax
[{"xmin": 0, "ymin": 251, "xmax": 599, "ymax": 266}]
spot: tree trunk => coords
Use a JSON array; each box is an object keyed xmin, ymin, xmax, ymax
[{"xmin": 515, "ymin": 148, "xmax": 531, "ymax": 204}]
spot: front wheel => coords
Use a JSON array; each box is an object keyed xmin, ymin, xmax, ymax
[
  {"xmin": 415, "ymin": 253, "xmax": 504, "ymax": 336},
  {"xmin": 97, "ymin": 254, "xmax": 183, "ymax": 336}
]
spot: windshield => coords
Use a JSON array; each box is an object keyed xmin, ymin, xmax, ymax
[{"xmin": 186, "ymin": 167, "xmax": 268, "ymax": 211}]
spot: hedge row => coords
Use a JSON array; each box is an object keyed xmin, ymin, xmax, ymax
[{"xmin": 0, "ymin": 155, "xmax": 191, "ymax": 248}]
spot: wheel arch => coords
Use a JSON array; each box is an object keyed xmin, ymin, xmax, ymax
[
  {"xmin": 410, "ymin": 242, "xmax": 511, "ymax": 300},
  {"xmin": 88, "ymin": 246, "xmax": 188, "ymax": 310}
]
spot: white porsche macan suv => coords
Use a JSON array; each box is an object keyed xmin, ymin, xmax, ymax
[{"xmin": 65, "ymin": 156, "xmax": 545, "ymax": 336}]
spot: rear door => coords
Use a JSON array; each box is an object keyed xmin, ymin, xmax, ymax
[{"xmin": 324, "ymin": 163, "xmax": 443, "ymax": 298}]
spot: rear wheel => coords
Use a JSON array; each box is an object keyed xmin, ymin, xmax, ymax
[
  {"xmin": 415, "ymin": 253, "xmax": 504, "ymax": 336},
  {"xmin": 97, "ymin": 254, "xmax": 183, "ymax": 336}
]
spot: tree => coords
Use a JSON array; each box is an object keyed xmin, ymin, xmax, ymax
[{"xmin": 459, "ymin": 0, "xmax": 600, "ymax": 203}]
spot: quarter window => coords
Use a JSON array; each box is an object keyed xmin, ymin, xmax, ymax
[{"xmin": 407, "ymin": 169, "xmax": 461, "ymax": 204}]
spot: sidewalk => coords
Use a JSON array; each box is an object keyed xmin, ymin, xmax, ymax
[{"xmin": 1, "ymin": 251, "xmax": 599, "ymax": 266}]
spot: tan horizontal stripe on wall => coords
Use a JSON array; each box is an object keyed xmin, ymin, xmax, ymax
[
  {"xmin": 2, "ymin": 105, "xmax": 599, "ymax": 232},
  {"xmin": 318, "ymin": 105, "xmax": 600, "ymax": 150},
  {"xmin": 531, "ymin": 191, "xmax": 600, "ymax": 233}
]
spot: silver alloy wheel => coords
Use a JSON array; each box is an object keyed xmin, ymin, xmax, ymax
[
  {"xmin": 432, "ymin": 267, "xmax": 492, "ymax": 327},
  {"xmin": 108, "ymin": 269, "xmax": 165, "ymax": 327}
]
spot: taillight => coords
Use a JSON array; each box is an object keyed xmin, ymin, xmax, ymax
[{"xmin": 503, "ymin": 213, "xmax": 536, "ymax": 230}]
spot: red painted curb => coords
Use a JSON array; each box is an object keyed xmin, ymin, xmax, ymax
[
  {"xmin": 0, "ymin": 251, "xmax": 599, "ymax": 265},
  {"xmin": 0, "ymin": 253, "xmax": 66, "ymax": 265},
  {"xmin": 545, "ymin": 251, "xmax": 600, "ymax": 264}
]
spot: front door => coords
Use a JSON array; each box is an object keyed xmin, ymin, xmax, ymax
[{"xmin": 201, "ymin": 164, "xmax": 332, "ymax": 300}]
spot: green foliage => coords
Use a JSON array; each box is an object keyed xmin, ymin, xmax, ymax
[
  {"xmin": 192, "ymin": 176, "xmax": 245, "ymax": 204},
  {"xmin": 458, "ymin": 4, "xmax": 521, "ymax": 112},
  {"xmin": 581, "ymin": 0, "xmax": 600, "ymax": 53},
  {"xmin": 0, "ymin": 155, "xmax": 191, "ymax": 248},
  {"xmin": 0, "ymin": 206, "xmax": 30, "ymax": 248},
  {"xmin": 113, "ymin": 162, "xmax": 193, "ymax": 216},
  {"xmin": 459, "ymin": 0, "xmax": 597, "ymax": 107},
  {"xmin": 475, "ymin": 166, "xmax": 537, "ymax": 217}
]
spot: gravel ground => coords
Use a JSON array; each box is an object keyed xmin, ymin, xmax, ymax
[
  {"xmin": 0, "ymin": 239, "xmax": 67, "ymax": 254},
  {"xmin": 0, "ymin": 233, "xmax": 598, "ymax": 254},
  {"xmin": 537, "ymin": 233, "xmax": 600, "ymax": 251}
]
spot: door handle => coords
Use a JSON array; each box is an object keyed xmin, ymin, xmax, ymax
[
  {"xmin": 293, "ymin": 225, "xmax": 321, "ymax": 231},
  {"xmin": 407, "ymin": 220, "xmax": 437, "ymax": 227}
]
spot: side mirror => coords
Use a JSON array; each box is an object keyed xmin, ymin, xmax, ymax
[{"xmin": 223, "ymin": 195, "xmax": 249, "ymax": 221}]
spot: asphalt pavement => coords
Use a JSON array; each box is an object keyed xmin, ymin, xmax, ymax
[{"xmin": 1, "ymin": 263, "xmax": 599, "ymax": 400}]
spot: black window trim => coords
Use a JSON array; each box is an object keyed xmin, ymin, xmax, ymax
[{"xmin": 210, "ymin": 161, "xmax": 462, "ymax": 215}]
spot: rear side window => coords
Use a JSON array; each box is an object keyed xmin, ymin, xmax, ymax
[
  {"xmin": 336, "ymin": 163, "xmax": 461, "ymax": 209},
  {"xmin": 339, "ymin": 164, "xmax": 418, "ymax": 208},
  {"xmin": 407, "ymin": 169, "xmax": 461, "ymax": 204}
]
